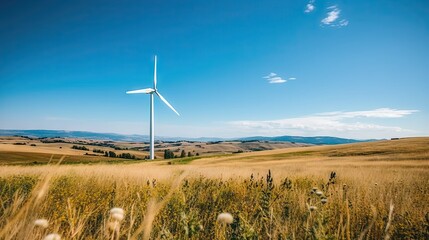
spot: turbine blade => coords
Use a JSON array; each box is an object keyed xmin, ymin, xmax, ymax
[
  {"xmin": 126, "ymin": 88, "xmax": 154, "ymax": 94},
  {"xmin": 154, "ymin": 55, "xmax": 157, "ymax": 89},
  {"xmin": 155, "ymin": 91, "xmax": 180, "ymax": 116}
]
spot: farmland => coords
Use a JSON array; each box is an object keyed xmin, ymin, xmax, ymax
[
  {"xmin": 0, "ymin": 136, "xmax": 309, "ymax": 165},
  {"xmin": 0, "ymin": 137, "xmax": 428, "ymax": 239}
]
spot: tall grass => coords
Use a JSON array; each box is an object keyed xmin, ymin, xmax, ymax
[{"xmin": 0, "ymin": 166, "xmax": 428, "ymax": 239}]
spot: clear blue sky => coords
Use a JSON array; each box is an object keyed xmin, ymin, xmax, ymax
[{"xmin": 1, "ymin": 0, "xmax": 428, "ymax": 139}]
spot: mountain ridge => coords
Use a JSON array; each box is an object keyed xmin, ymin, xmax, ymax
[{"xmin": 0, "ymin": 129, "xmax": 375, "ymax": 145}]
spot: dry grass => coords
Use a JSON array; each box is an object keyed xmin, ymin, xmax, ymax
[{"xmin": 0, "ymin": 138, "xmax": 428, "ymax": 239}]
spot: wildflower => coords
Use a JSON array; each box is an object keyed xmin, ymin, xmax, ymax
[
  {"xmin": 34, "ymin": 218, "xmax": 49, "ymax": 228},
  {"xmin": 309, "ymin": 206, "xmax": 317, "ymax": 211},
  {"xmin": 315, "ymin": 190, "xmax": 323, "ymax": 196},
  {"xmin": 110, "ymin": 207, "xmax": 125, "ymax": 222},
  {"xmin": 321, "ymin": 198, "xmax": 328, "ymax": 204},
  {"xmin": 43, "ymin": 233, "xmax": 61, "ymax": 240},
  {"xmin": 217, "ymin": 213, "xmax": 233, "ymax": 224}
]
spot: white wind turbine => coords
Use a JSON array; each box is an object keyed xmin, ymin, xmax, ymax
[{"xmin": 126, "ymin": 56, "xmax": 180, "ymax": 160}]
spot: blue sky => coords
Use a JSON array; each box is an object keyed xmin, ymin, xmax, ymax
[{"xmin": 1, "ymin": 0, "xmax": 428, "ymax": 139}]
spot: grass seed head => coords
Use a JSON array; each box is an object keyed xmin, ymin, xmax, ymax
[
  {"xmin": 309, "ymin": 206, "xmax": 317, "ymax": 211},
  {"xmin": 315, "ymin": 190, "xmax": 324, "ymax": 196},
  {"xmin": 217, "ymin": 213, "xmax": 233, "ymax": 224},
  {"xmin": 34, "ymin": 218, "xmax": 49, "ymax": 228},
  {"xmin": 321, "ymin": 198, "xmax": 328, "ymax": 204}
]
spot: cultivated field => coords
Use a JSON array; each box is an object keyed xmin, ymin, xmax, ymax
[
  {"xmin": 0, "ymin": 136, "xmax": 308, "ymax": 164},
  {"xmin": 0, "ymin": 137, "xmax": 428, "ymax": 239}
]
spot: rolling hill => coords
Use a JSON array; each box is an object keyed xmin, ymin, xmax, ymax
[{"xmin": 0, "ymin": 129, "xmax": 371, "ymax": 145}]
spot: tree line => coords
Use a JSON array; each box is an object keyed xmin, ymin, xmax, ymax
[
  {"xmin": 71, "ymin": 145, "xmax": 89, "ymax": 151},
  {"xmin": 74, "ymin": 146, "xmax": 197, "ymax": 160},
  {"xmin": 164, "ymin": 149, "xmax": 199, "ymax": 159},
  {"xmin": 82, "ymin": 148, "xmax": 138, "ymax": 160}
]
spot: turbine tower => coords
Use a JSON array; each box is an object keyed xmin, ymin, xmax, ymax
[{"xmin": 126, "ymin": 56, "xmax": 180, "ymax": 160}]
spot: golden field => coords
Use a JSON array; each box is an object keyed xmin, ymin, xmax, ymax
[{"xmin": 0, "ymin": 137, "xmax": 428, "ymax": 239}]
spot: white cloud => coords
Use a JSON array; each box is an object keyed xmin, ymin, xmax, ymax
[
  {"xmin": 320, "ymin": 5, "xmax": 349, "ymax": 28},
  {"xmin": 319, "ymin": 108, "xmax": 418, "ymax": 119},
  {"xmin": 263, "ymin": 73, "xmax": 296, "ymax": 84},
  {"xmin": 288, "ymin": 77, "xmax": 296, "ymax": 80},
  {"xmin": 229, "ymin": 108, "xmax": 419, "ymax": 139},
  {"xmin": 321, "ymin": 6, "xmax": 340, "ymax": 25},
  {"xmin": 268, "ymin": 77, "xmax": 287, "ymax": 84},
  {"xmin": 305, "ymin": 1, "xmax": 315, "ymax": 13}
]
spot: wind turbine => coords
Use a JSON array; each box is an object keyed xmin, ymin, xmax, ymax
[{"xmin": 126, "ymin": 56, "xmax": 180, "ymax": 160}]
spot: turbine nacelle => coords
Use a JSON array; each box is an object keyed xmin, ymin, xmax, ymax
[{"xmin": 126, "ymin": 88, "xmax": 180, "ymax": 116}]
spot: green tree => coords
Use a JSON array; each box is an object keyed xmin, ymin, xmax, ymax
[
  {"xmin": 72, "ymin": 145, "xmax": 89, "ymax": 151},
  {"xmin": 164, "ymin": 149, "xmax": 175, "ymax": 159},
  {"xmin": 108, "ymin": 151, "xmax": 116, "ymax": 158},
  {"xmin": 118, "ymin": 153, "xmax": 136, "ymax": 159},
  {"xmin": 180, "ymin": 150, "xmax": 186, "ymax": 158}
]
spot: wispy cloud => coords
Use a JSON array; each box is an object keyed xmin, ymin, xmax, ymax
[
  {"xmin": 268, "ymin": 77, "xmax": 287, "ymax": 84},
  {"xmin": 229, "ymin": 108, "xmax": 418, "ymax": 138},
  {"xmin": 321, "ymin": 5, "xmax": 348, "ymax": 27},
  {"xmin": 264, "ymin": 73, "xmax": 277, "ymax": 78},
  {"xmin": 305, "ymin": 0, "xmax": 315, "ymax": 13},
  {"xmin": 263, "ymin": 73, "xmax": 296, "ymax": 84},
  {"xmin": 321, "ymin": 6, "xmax": 340, "ymax": 25},
  {"xmin": 339, "ymin": 19, "xmax": 349, "ymax": 26},
  {"xmin": 317, "ymin": 108, "xmax": 417, "ymax": 119}
]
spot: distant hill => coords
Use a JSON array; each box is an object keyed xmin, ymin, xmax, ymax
[
  {"xmin": 0, "ymin": 129, "xmax": 149, "ymax": 142},
  {"xmin": 238, "ymin": 136, "xmax": 368, "ymax": 145},
  {"xmin": 0, "ymin": 129, "xmax": 372, "ymax": 145},
  {"xmin": 0, "ymin": 129, "xmax": 224, "ymax": 142}
]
